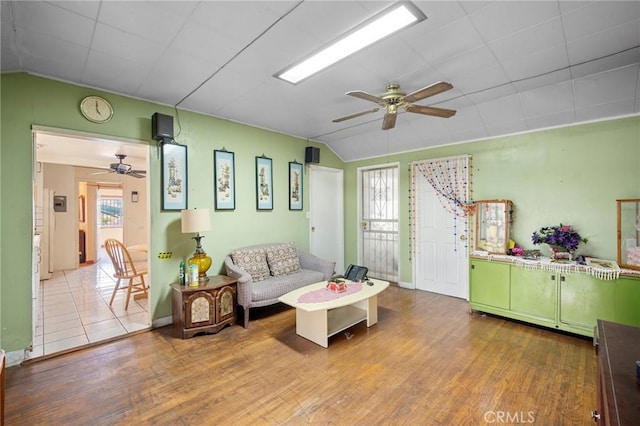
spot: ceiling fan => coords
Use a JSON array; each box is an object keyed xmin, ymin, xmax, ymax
[
  {"xmin": 332, "ymin": 81, "xmax": 456, "ymax": 130},
  {"xmin": 93, "ymin": 154, "xmax": 146, "ymax": 178}
]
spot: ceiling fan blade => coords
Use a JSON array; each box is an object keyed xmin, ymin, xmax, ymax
[
  {"xmin": 128, "ymin": 172, "xmax": 146, "ymax": 178},
  {"xmin": 346, "ymin": 90, "xmax": 385, "ymax": 105},
  {"xmin": 402, "ymin": 81, "xmax": 453, "ymax": 104},
  {"xmin": 332, "ymin": 108, "xmax": 380, "ymax": 123},
  {"xmin": 89, "ymin": 169, "xmax": 111, "ymax": 175},
  {"xmin": 406, "ymin": 104, "xmax": 456, "ymax": 118},
  {"xmin": 382, "ymin": 110, "xmax": 397, "ymax": 130}
]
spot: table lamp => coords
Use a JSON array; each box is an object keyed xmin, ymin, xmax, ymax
[{"xmin": 181, "ymin": 208, "xmax": 212, "ymax": 282}]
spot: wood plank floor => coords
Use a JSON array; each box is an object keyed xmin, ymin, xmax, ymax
[{"xmin": 4, "ymin": 286, "xmax": 596, "ymax": 425}]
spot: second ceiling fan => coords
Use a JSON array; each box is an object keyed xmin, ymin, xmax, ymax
[{"xmin": 333, "ymin": 81, "xmax": 456, "ymax": 130}]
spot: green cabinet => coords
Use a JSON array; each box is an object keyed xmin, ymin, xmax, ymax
[
  {"xmin": 510, "ymin": 268, "xmax": 556, "ymax": 322},
  {"xmin": 614, "ymin": 277, "xmax": 640, "ymax": 326},
  {"xmin": 469, "ymin": 259, "xmax": 510, "ymax": 310},
  {"xmin": 559, "ymin": 273, "xmax": 616, "ymax": 333},
  {"xmin": 469, "ymin": 258, "xmax": 640, "ymax": 337}
]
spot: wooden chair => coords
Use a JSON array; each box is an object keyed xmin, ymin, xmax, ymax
[{"xmin": 104, "ymin": 238, "xmax": 148, "ymax": 310}]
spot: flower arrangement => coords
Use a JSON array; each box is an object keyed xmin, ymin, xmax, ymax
[{"xmin": 531, "ymin": 224, "xmax": 587, "ymax": 252}]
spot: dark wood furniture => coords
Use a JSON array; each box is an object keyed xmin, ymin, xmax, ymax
[
  {"xmin": 171, "ymin": 275, "xmax": 237, "ymax": 339},
  {"xmin": 593, "ymin": 320, "xmax": 640, "ymax": 425},
  {"xmin": 1, "ymin": 349, "xmax": 4, "ymax": 426}
]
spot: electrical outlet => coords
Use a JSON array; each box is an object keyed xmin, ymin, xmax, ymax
[{"xmin": 158, "ymin": 252, "xmax": 172, "ymax": 259}]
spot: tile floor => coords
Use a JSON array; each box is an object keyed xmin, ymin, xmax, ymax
[{"xmin": 29, "ymin": 253, "xmax": 150, "ymax": 360}]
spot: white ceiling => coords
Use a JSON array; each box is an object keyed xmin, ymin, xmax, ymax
[{"xmin": 2, "ymin": 1, "xmax": 639, "ymax": 163}]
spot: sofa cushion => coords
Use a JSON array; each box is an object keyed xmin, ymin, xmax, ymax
[
  {"xmin": 251, "ymin": 269, "xmax": 324, "ymax": 303},
  {"xmin": 266, "ymin": 243, "xmax": 301, "ymax": 277},
  {"xmin": 231, "ymin": 248, "xmax": 270, "ymax": 282}
]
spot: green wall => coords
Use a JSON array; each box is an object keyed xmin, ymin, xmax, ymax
[
  {"xmin": 344, "ymin": 116, "xmax": 640, "ymax": 284},
  {"xmin": 2, "ymin": 72, "xmax": 639, "ymax": 353},
  {"xmin": 0, "ymin": 73, "xmax": 342, "ymax": 352}
]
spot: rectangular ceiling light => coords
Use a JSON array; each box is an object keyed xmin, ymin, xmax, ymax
[{"xmin": 276, "ymin": 2, "xmax": 426, "ymax": 84}]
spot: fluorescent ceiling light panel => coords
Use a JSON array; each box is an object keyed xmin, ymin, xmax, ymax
[{"xmin": 277, "ymin": 2, "xmax": 425, "ymax": 84}]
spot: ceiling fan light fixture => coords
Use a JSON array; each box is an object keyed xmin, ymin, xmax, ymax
[{"xmin": 276, "ymin": 2, "xmax": 426, "ymax": 84}]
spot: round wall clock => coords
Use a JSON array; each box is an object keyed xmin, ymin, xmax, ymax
[{"xmin": 80, "ymin": 96, "xmax": 113, "ymax": 123}]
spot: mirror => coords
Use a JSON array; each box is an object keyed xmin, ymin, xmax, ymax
[{"xmin": 617, "ymin": 198, "xmax": 640, "ymax": 271}]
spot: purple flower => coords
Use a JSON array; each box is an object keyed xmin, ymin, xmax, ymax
[{"xmin": 531, "ymin": 224, "xmax": 588, "ymax": 251}]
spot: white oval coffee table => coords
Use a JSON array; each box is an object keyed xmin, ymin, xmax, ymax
[{"xmin": 278, "ymin": 279, "xmax": 389, "ymax": 347}]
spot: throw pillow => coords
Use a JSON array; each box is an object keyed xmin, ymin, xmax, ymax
[
  {"xmin": 231, "ymin": 248, "xmax": 270, "ymax": 282},
  {"xmin": 266, "ymin": 243, "xmax": 301, "ymax": 277}
]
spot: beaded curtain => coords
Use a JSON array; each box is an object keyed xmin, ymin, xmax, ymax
[{"xmin": 409, "ymin": 155, "xmax": 474, "ymax": 261}]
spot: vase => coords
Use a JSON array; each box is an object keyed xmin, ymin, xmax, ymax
[{"xmin": 549, "ymin": 245, "xmax": 572, "ymax": 261}]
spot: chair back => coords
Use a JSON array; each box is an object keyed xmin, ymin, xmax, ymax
[{"xmin": 104, "ymin": 238, "xmax": 139, "ymax": 278}]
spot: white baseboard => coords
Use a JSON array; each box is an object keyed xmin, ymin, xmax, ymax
[
  {"xmin": 398, "ymin": 281, "xmax": 414, "ymax": 289},
  {"xmin": 152, "ymin": 315, "xmax": 172, "ymax": 328},
  {"xmin": 5, "ymin": 348, "xmax": 26, "ymax": 367}
]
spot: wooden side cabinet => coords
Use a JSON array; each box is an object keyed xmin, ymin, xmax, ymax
[
  {"xmin": 171, "ymin": 275, "xmax": 237, "ymax": 339},
  {"xmin": 593, "ymin": 320, "xmax": 640, "ymax": 425}
]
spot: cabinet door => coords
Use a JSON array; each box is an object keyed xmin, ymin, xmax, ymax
[
  {"xmin": 510, "ymin": 267, "xmax": 556, "ymax": 321},
  {"xmin": 216, "ymin": 285, "xmax": 236, "ymax": 323},
  {"xmin": 615, "ymin": 277, "xmax": 640, "ymax": 326},
  {"xmin": 469, "ymin": 260, "xmax": 510, "ymax": 309},
  {"xmin": 559, "ymin": 274, "xmax": 615, "ymax": 331},
  {"xmin": 185, "ymin": 291, "xmax": 216, "ymax": 328}
]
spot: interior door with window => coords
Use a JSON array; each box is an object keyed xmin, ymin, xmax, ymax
[{"xmin": 359, "ymin": 164, "xmax": 399, "ymax": 282}]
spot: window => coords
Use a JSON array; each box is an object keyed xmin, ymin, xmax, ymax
[{"xmin": 100, "ymin": 197, "xmax": 122, "ymax": 227}]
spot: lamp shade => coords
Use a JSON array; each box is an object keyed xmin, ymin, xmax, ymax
[{"xmin": 181, "ymin": 208, "xmax": 211, "ymax": 233}]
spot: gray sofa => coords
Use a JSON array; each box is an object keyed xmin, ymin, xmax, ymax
[{"xmin": 224, "ymin": 242, "xmax": 335, "ymax": 328}]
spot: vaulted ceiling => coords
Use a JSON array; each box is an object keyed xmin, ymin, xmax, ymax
[{"xmin": 2, "ymin": 1, "xmax": 639, "ymax": 163}]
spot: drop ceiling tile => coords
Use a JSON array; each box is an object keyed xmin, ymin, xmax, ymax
[
  {"xmin": 189, "ymin": 1, "xmax": 299, "ymax": 48},
  {"xmin": 566, "ymin": 19, "xmax": 640, "ymax": 65},
  {"xmin": 500, "ymin": 44, "xmax": 570, "ymax": 81},
  {"xmin": 98, "ymin": 1, "xmax": 197, "ymax": 45},
  {"xmin": 412, "ymin": 1, "xmax": 467, "ymax": 32},
  {"xmin": 83, "ymin": 50, "xmax": 150, "ymax": 94},
  {"xmin": 16, "ymin": 28, "xmax": 88, "ymax": 80},
  {"xmin": 445, "ymin": 104, "xmax": 486, "ymax": 133},
  {"xmin": 562, "ymin": 1, "xmax": 640, "ymax": 42},
  {"xmin": 476, "ymin": 94, "xmax": 526, "ymax": 125},
  {"xmin": 469, "ymin": 1, "xmax": 560, "ymax": 42},
  {"xmin": 91, "ymin": 23, "xmax": 165, "ymax": 66},
  {"xmin": 447, "ymin": 126, "xmax": 489, "ymax": 144},
  {"xmin": 520, "ymin": 81, "xmax": 574, "ymax": 117},
  {"xmin": 485, "ymin": 119, "xmax": 529, "ymax": 137},
  {"xmin": 11, "ymin": 1, "xmax": 96, "ymax": 48},
  {"xmin": 408, "ymin": 15, "xmax": 484, "ymax": 64},
  {"xmin": 575, "ymin": 98, "xmax": 637, "ymax": 122},
  {"xmin": 573, "ymin": 65, "xmax": 639, "ymax": 109},
  {"xmin": 526, "ymin": 110, "xmax": 576, "ymax": 130},
  {"xmin": 465, "ymin": 83, "xmax": 518, "ymax": 106},
  {"xmin": 134, "ymin": 50, "xmax": 221, "ymax": 105},
  {"xmin": 46, "ymin": 1, "xmax": 100, "ymax": 20},
  {"xmin": 512, "ymin": 68, "xmax": 572, "ymax": 92},
  {"xmin": 570, "ymin": 48, "xmax": 640, "ymax": 79},
  {"xmin": 488, "ymin": 17, "xmax": 565, "ymax": 63},
  {"xmin": 168, "ymin": 22, "xmax": 244, "ymax": 69}
]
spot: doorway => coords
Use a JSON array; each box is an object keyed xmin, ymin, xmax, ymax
[
  {"xmin": 358, "ymin": 164, "xmax": 399, "ymax": 282},
  {"xmin": 32, "ymin": 129, "xmax": 150, "ymax": 358},
  {"xmin": 309, "ymin": 165, "xmax": 344, "ymax": 274}
]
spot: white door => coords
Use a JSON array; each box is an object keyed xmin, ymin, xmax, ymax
[
  {"xmin": 414, "ymin": 171, "xmax": 469, "ymax": 299},
  {"xmin": 309, "ymin": 165, "xmax": 344, "ymax": 274}
]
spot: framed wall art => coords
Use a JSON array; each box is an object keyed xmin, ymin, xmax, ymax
[
  {"xmin": 289, "ymin": 161, "xmax": 303, "ymax": 210},
  {"xmin": 161, "ymin": 143, "xmax": 187, "ymax": 211},
  {"xmin": 255, "ymin": 156, "xmax": 273, "ymax": 210},
  {"xmin": 214, "ymin": 149, "xmax": 235, "ymax": 210}
]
